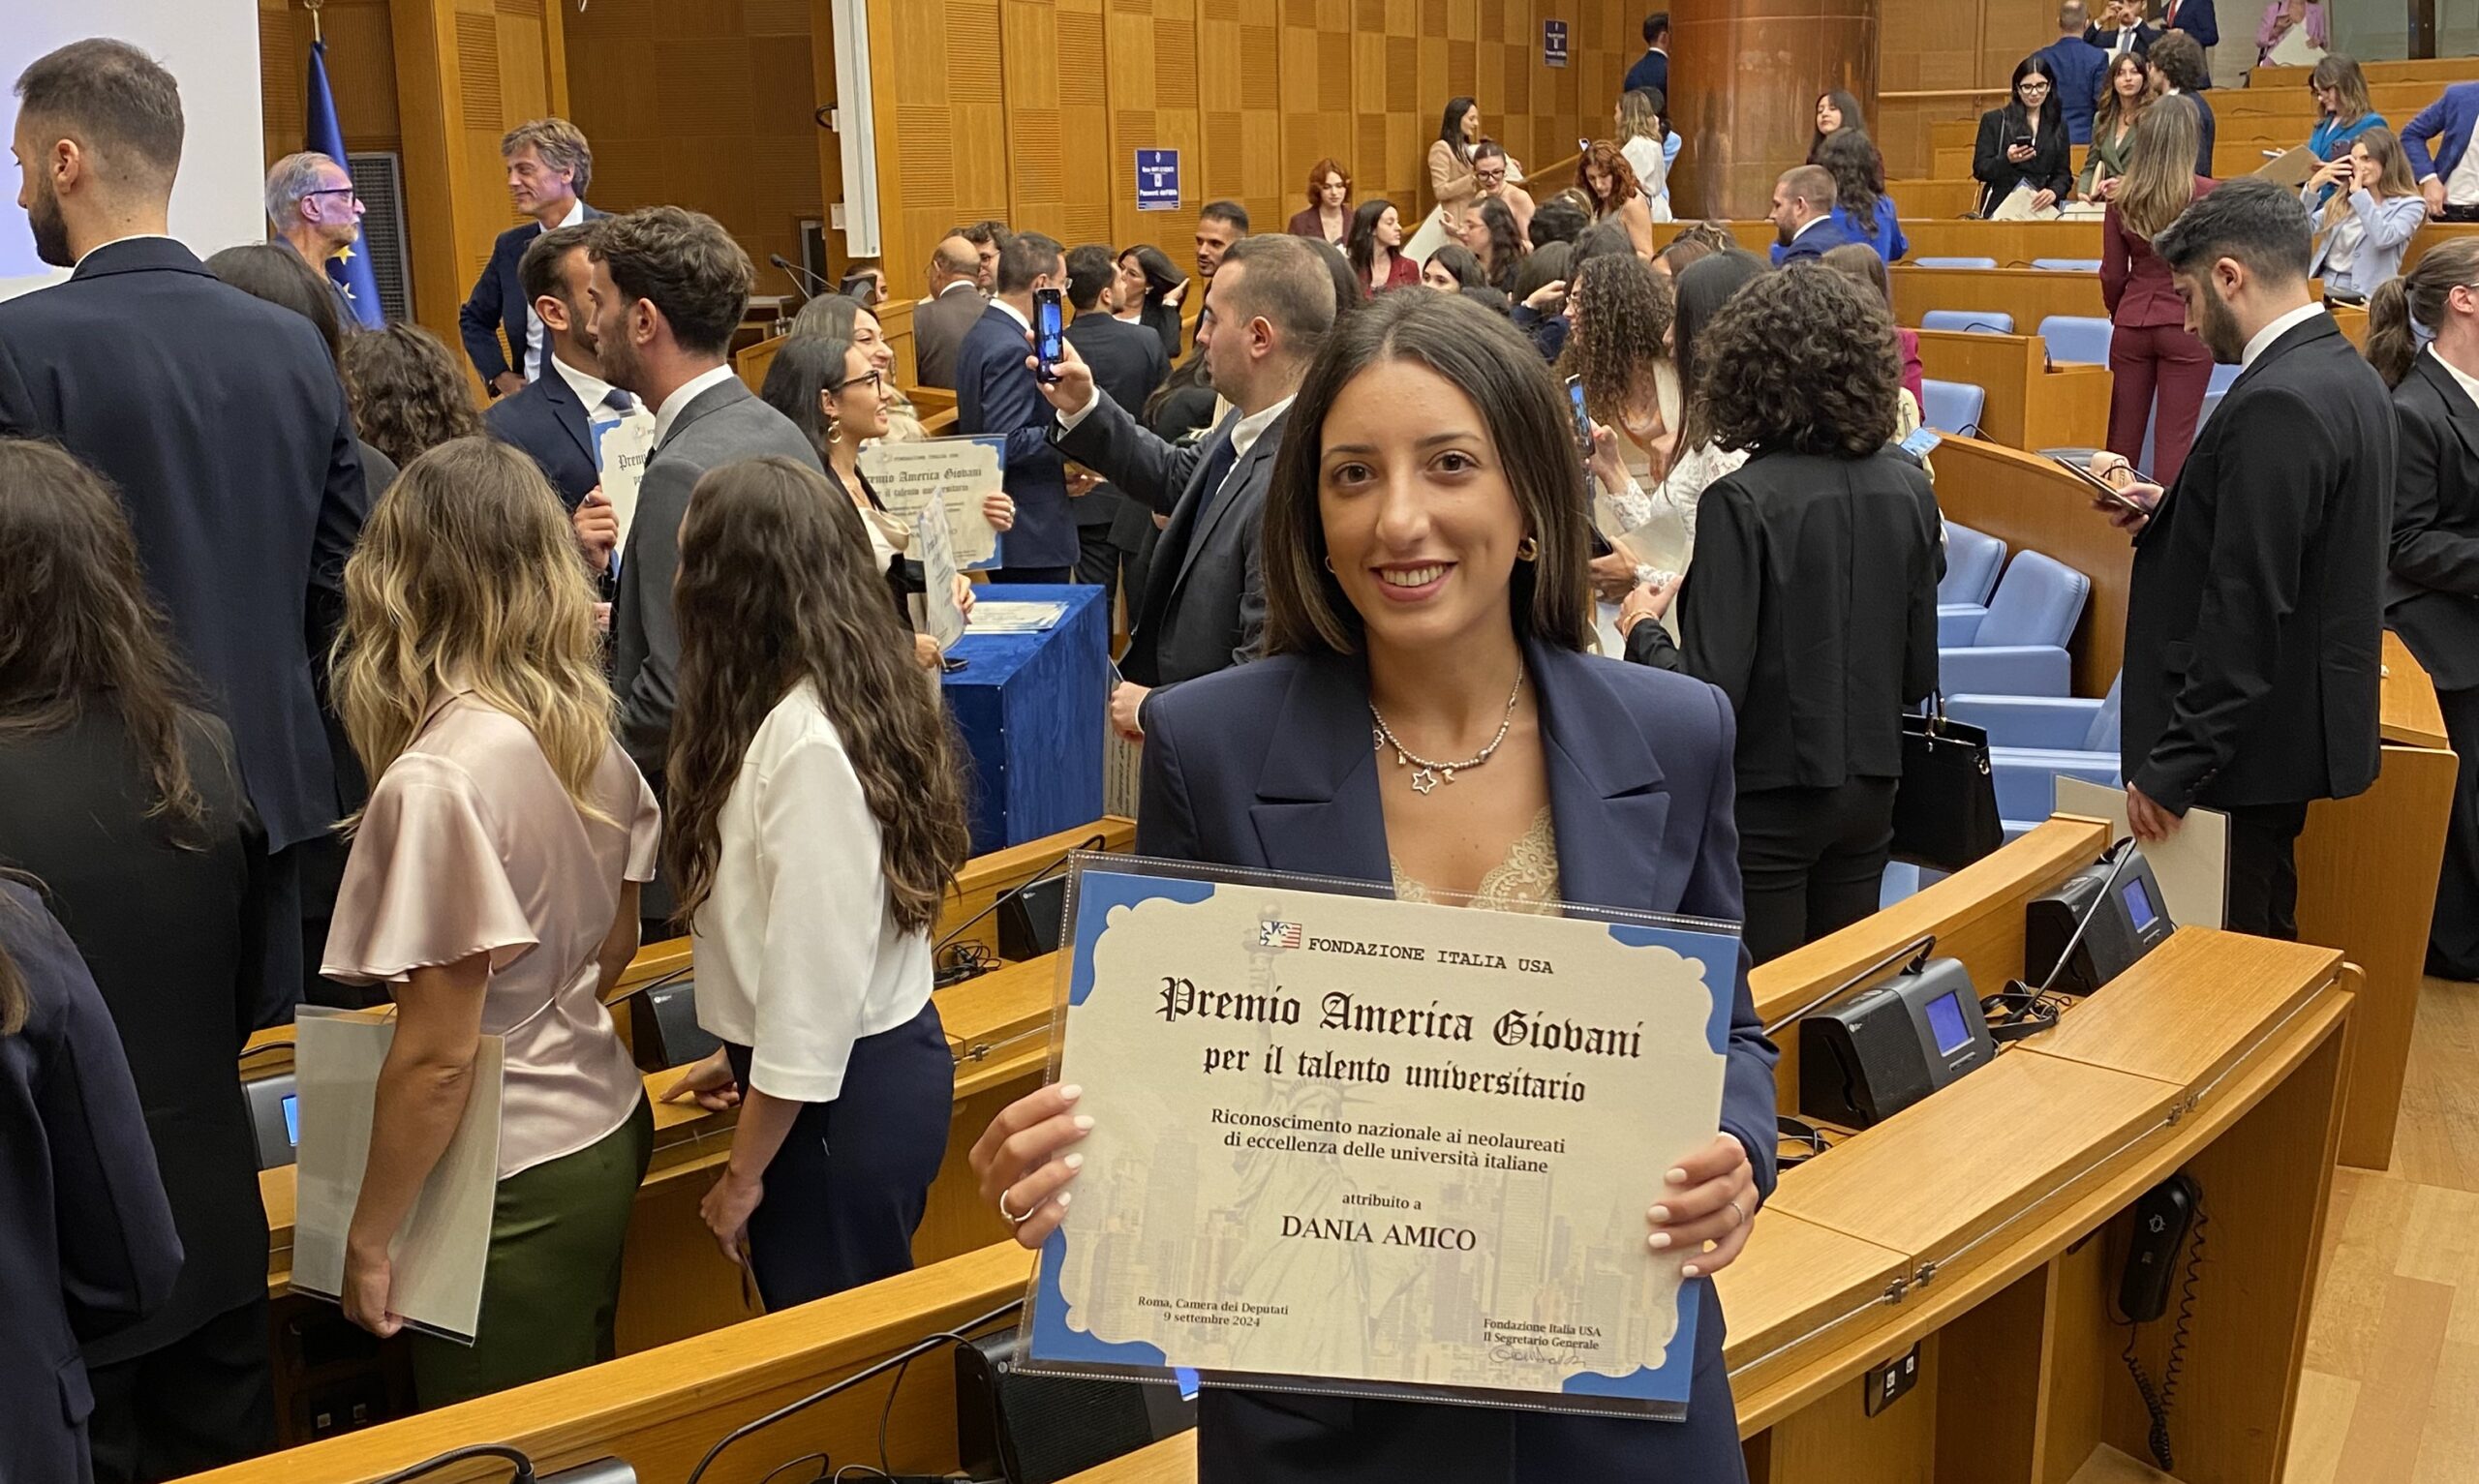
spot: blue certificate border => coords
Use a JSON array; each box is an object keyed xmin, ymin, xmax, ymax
[{"xmin": 1025, "ymin": 863, "xmax": 1740, "ymax": 1413}]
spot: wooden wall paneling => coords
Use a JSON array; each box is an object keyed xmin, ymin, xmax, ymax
[
  {"xmin": 1002, "ymin": 0, "xmax": 1069, "ymax": 242},
  {"xmin": 260, "ymin": 0, "xmax": 404, "ymax": 169},
  {"xmin": 1279, "ymin": 0, "xmax": 1356, "ymax": 218},
  {"xmin": 1106, "ymin": 0, "xmax": 1205, "ymax": 264},
  {"xmin": 1195, "ymin": 0, "xmax": 1283, "ymax": 237},
  {"xmin": 1057, "ymin": 0, "xmax": 1117, "ymax": 252},
  {"xmin": 1488, "ymin": 0, "xmax": 1535, "ymax": 187},
  {"xmin": 390, "ymin": 0, "xmax": 491, "ymax": 363},
  {"xmin": 807, "ymin": 0, "xmax": 850, "ymax": 281}
]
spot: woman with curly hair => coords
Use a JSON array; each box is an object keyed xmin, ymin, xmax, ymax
[
  {"xmin": 1619, "ymin": 264, "xmax": 1942, "ymax": 963},
  {"xmin": 337, "ymin": 322, "xmax": 481, "ymax": 470},
  {"xmin": 1455, "ymin": 195, "xmax": 1527, "ymax": 292},
  {"xmin": 322, "ymin": 438, "xmax": 660, "ymax": 1403},
  {"xmin": 655, "ymin": 456, "xmax": 970, "ymax": 1308},
  {"xmin": 1561, "ymin": 253, "xmax": 1683, "ymax": 626},
  {"xmin": 1576, "ymin": 139, "xmax": 1656, "ymax": 259}
]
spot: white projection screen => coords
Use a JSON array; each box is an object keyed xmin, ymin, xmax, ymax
[{"xmin": 0, "ymin": 0, "xmax": 263, "ymax": 300}]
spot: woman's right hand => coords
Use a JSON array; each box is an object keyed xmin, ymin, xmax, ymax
[
  {"xmin": 1586, "ymin": 423, "xmax": 1629, "ymax": 495},
  {"xmin": 969, "ymin": 1083, "xmax": 1093, "ymax": 1249},
  {"xmin": 1523, "ymin": 278, "xmax": 1568, "ymax": 313},
  {"xmin": 2007, "ymin": 142, "xmax": 2035, "ymax": 165},
  {"xmin": 661, "ymin": 1046, "xmax": 742, "ymax": 1112}
]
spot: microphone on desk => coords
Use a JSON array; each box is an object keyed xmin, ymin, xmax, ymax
[
  {"xmin": 933, "ymin": 833, "xmax": 1110, "ymax": 984},
  {"xmin": 769, "ymin": 253, "xmax": 835, "ymax": 302},
  {"xmin": 367, "ymin": 1443, "xmax": 637, "ymax": 1484},
  {"xmin": 1983, "ymin": 836, "xmax": 2151, "ymax": 1038}
]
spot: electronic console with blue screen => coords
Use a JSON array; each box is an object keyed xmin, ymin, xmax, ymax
[{"xmin": 1800, "ymin": 956, "xmax": 1999, "ymax": 1128}]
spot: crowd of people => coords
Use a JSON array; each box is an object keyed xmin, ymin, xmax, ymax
[{"xmin": 1, "ymin": 12, "xmax": 2468, "ymax": 1484}]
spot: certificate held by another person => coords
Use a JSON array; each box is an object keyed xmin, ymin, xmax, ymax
[{"xmin": 1022, "ymin": 858, "xmax": 1737, "ymax": 1420}]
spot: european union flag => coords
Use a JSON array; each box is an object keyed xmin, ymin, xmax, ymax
[{"xmin": 305, "ymin": 40, "xmax": 383, "ymax": 327}]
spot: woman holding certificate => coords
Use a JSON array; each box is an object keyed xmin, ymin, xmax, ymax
[
  {"xmin": 972, "ymin": 290, "xmax": 1779, "ymax": 1479},
  {"xmin": 658, "ymin": 459, "xmax": 972, "ymax": 1307},
  {"xmin": 323, "ymin": 439, "xmax": 661, "ymax": 1405}
]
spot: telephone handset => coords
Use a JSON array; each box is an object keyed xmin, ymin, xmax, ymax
[{"xmin": 2117, "ymin": 1173, "xmax": 2205, "ymax": 1471}]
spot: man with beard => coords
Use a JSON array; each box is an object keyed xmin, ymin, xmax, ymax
[
  {"xmin": 2096, "ymin": 177, "xmax": 2389, "ymax": 939},
  {"xmin": 0, "ymin": 36, "xmax": 368, "ymax": 1480},
  {"xmin": 485, "ymin": 222, "xmax": 654, "ymax": 519}
]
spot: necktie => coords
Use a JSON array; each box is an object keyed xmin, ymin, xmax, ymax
[
  {"xmin": 1190, "ymin": 427, "xmax": 1241, "ymax": 519},
  {"xmin": 603, "ymin": 388, "xmax": 635, "ymax": 414}
]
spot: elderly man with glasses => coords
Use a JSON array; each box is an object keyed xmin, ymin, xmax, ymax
[{"xmin": 264, "ymin": 150, "xmax": 364, "ymax": 324}]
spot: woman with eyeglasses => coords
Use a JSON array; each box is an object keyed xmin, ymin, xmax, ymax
[
  {"xmin": 1288, "ymin": 159, "xmax": 1353, "ymax": 247},
  {"xmin": 1973, "ymin": 58, "xmax": 2072, "ymax": 216},
  {"xmin": 2305, "ymin": 56, "xmax": 2385, "ymax": 211},
  {"xmin": 787, "ymin": 292, "xmax": 929, "ymax": 444}
]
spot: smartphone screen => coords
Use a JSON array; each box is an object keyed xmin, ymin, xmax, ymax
[
  {"xmin": 1565, "ymin": 376, "xmax": 1592, "ymax": 457},
  {"xmin": 2049, "ymin": 454, "xmax": 2150, "ymax": 513},
  {"xmin": 1034, "ymin": 288, "xmax": 1065, "ymax": 383}
]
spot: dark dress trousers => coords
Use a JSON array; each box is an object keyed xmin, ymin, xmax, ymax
[
  {"xmin": 1063, "ymin": 312, "xmax": 1170, "ymax": 603},
  {"xmin": 0, "ymin": 709, "xmax": 281, "ymax": 1478},
  {"xmin": 956, "ymin": 303, "xmax": 1077, "ymax": 578},
  {"xmin": 483, "ymin": 366, "xmax": 603, "ymax": 508},
  {"xmin": 2122, "ymin": 312, "xmax": 2389, "ymax": 939},
  {"xmin": 2385, "ymin": 349, "xmax": 2479, "ymax": 978},
  {"xmin": 0, "ymin": 881, "xmax": 184, "ymax": 1484},
  {"xmin": 1138, "ymin": 643, "xmax": 1779, "ymax": 1483},
  {"xmin": 911, "ymin": 283, "xmax": 989, "ymax": 391},
  {"xmin": 1056, "ymin": 393, "xmax": 1285, "ymax": 690},
  {"xmin": 458, "ymin": 205, "xmax": 601, "ymax": 387},
  {"xmin": 0, "ymin": 238, "xmax": 368, "ymax": 857},
  {"xmin": 1625, "ymin": 447, "xmax": 1944, "ymax": 963},
  {"xmin": 1972, "ymin": 110, "xmax": 2076, "ymax": 214}
]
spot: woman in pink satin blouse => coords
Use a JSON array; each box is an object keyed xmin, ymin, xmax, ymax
[{"xmin": 321, "ymin": 438, "xmax": 661, "ymax": 1407}]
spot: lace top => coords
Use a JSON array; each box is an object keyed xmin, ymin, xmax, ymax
[{"xmin": 1391, "ymin": 806, "xmax": 1563, "ymax": 914}]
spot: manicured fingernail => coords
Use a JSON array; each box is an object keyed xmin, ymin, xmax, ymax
[
  {"xmin": 1064, "ymin": 1153, "xmax": 1085, "ymax": 1170},
  {"xmin": 1059, "ymin": 1084, "xmax": 1083, "ymax": 1102},
  {"xmin": 1648, "ymin": 1205, "xmax": 1670, "ymax": 1224},
  {"xmin": 1648, "ymin": 1232, "xmax": 1671, "ymax": 1250},
  {"xmin": 1667, "ymin": 1167, "xmax": 1690, "ymax": 1185},
  {"xmin": 1682, "ymin": 1263, "xmax": 1701, "ymax": 1278},
  {"xmin": 1056, "ymin": 1191, "xmax": 1073, "ymax": 1208},
  {"xmin": 1072, "ymin": 1115, "xmax": 1096, "ymax": 1132}
]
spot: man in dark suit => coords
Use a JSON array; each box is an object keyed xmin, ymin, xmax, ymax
[
  {"xmin": 484, "ymin": 222, "xmax": 651, "ymax": 510},
  {"xmin": 2036, "ymin": 3, "xmax": 2112, "ymax": 146},
  {"xmin": 0, "ymin": 38, "xmax": 366, "ymax": 1475},
  {"xmin": 458, "ymin": 116, "xmax": 599, "ymax": 397},
  {"xmin": 1060, "ymin": 243, "xmax": 1168, "ymax": 613},
  {"xmin": 2086, "ymin": 0, "xmax": 2162, "ymax": 57},
  {"xmin": 593, "ymin": 207, "xmax": 823, "ymax": 797},
  {"xmin": 1769, "ymin": 167, "xmax": 1862, "ymax": 261},
  {"xmin": 957, "ymin": 230, "xmax": 1080, "ymax": 583},
  {"xmin": 1036, "ymin": 234, "xmax": 1334, "ymax": 740},
  {"xmin": 912, "ymin": 232, "xmax": 987, "ymax": 389},
  {"xmin": 2150, "ymin": 32, "xmax": 2217, "ymax": 177},
  {"xmin": 2160, "ymin": 0, "xmax": 2219, "ymax": 84},
  {"xmin": 1624, "ymin": 13, "xmax": 1669, "ymax": 100},
  {"xmin": 2106, "ymin": 179, "xmax": 2388, "ymax": 940}
]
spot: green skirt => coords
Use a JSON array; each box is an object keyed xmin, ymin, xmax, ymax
[{"xmin": 411, "ymin": 1095, "xmax": 655, "ymax": 1408}]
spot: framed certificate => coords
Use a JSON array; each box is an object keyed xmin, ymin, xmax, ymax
[
  {"xmin": 858, "ymin": 435, "xmax": 1005, "ymax": 567},
  {"xmin": 1020, "ymin": 856, "xmax": 1740, "ymax": 1421}
]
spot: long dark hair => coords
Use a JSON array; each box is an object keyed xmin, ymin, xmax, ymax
[
  {"xmin": 2007, "ymin": 56, "xmax": 2065, "ymax": 145},
  {"xmin": 0, "ymin": 439, "xmax": 211, "ymax": 840},
  {"xmin": 207, "ymin": 242, "xmax": 346, "ymax": 363},
  {"xmin": 2368, "ymin": 236, "xmax": 2479, "ymax": 388},
  {"xmin": 1424, "ymin": 243, "xmax": 1486, "ymax": 289},
  {"xmin": 1346, "ymin": 198, "xmax": 1399, "ymax": 282},
  {"xmin": 1671, "ymin": 250, "xmax": 1769, "ymax": 450},
  {"xmin": 663, "ymin": 458, "xmax": 969, "ymax": 932},
  {"xmin": 1440, "ymin": 97, "xmax": 1478, "ymax": 160},
  {"xmin": 1468, "ymin": 197, "xmax": 1525, "ymax": 290},
  {"xmin": 1125, "ymin": 244, "xmax": 1183, "ymax": 304},
  {"xmin": 1262, "ymin": 291, "xmax": 1592, "ymax": 656},
  {"xmin": 1809, "ymin": 90, "xmax": 1867, "ymax": 163},
  {"xmin": 1815, "ymin": 129, "xmax": 1885, "ymax": 238},
  {"xmin": 758, "ymin": 333, "xmax": 855, "ymax": 467}
]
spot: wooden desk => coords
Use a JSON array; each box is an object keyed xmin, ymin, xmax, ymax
[
  {"xmin": 1913, "ymin": 330, "xmax": 2112, "ymax": 450},
  {"xmin": 1054, "ymin": 928, "xmax": 2356, "ymax": 1484},
  {"xmin": 1923, "ymin": 438, "xmax": 2130, "ymax": 699},
  {"xmin": 1894, "ymin": 267, "xmax": 2107, "ymax": 333}
]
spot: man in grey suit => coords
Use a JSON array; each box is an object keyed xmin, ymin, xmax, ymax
[
  {"xmin": 587, "ymin": 207, "xmax": 823, "ymax": 795},
  {"xmin": 1036, "ymin": 234, "xmax": 1335, "ymax": 740},
  {"xmin": 910, "ymin": 232, "xmax": 987, "ymax": 390}
]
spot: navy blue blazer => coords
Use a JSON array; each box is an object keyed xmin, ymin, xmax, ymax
[
  {"xmin": 0, "ymin": 882, "xmax": 183, "ymax": 1484},
  {"xmin": 2163, "ymin": 0, "xmax": 2219, "ymax": 48},
  {"xmin": 1778, "ymin": 213, "xmax": 1866, "ymax": 262},
  {"xmin": 1137, "ymin": 642, "xmax": 1778, "ymax": 1483},
  {"xmin": 458, "ymin": 204, "xmax": 601, "ymax": 386},
  {"xmin": 955, "ymin": 303, "xmax": 1076, "ymax": 570},
  {"xmin": 0, "ymin": 238, "xmax": 369, "ymax": 853},
  {"xmin": 2403, "ymin": 83, "xmax": 2479, "ymax": 190},
  {"xmin": 483, "ymin": 364, "xmax": 600, "ymax": 509}
]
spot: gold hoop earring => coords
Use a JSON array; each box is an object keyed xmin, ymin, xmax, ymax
[
  {"xmin": 1515, "ymin": 535, "xmax": 1540, "ymax": 561},
  {"xmin": 827, "ymin": 417, "xmax": 843, "ymax": 446}
]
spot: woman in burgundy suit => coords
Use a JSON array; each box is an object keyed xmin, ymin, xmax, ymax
[{"xmin": 2101, "ymin": 95, "xmax": 2216, "ymax": 485}]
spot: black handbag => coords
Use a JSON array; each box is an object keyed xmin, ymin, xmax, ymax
[{"xmin": 1892, "ymin": 699, "xmax": 2004, "ymax": 871}]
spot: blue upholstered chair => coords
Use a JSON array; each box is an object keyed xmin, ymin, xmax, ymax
[
  {"xmin": 1936, "ymin": 549, "xmax": 2089, "ymax": 696},
  {"xmin": 1921, "ymin": 310, "xmax": 2015, "ymax": 333},
  {"xmin": 2036, "ymin": 315, "xmax": 2114, "ymax": 365},
  {"xmin": 1914, "ymin": 256, "xmax": 1998, "ymax": 268},
  {"xmin": 1922, "ymin": 379, "xmax": 1987, "ymax": 435},
  {"xmin": 1948, "ymin": 677, "xmax": 2125, "ymax": 836}
]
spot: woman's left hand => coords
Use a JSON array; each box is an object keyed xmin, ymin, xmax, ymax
[
  {"xmin": 700, "ymin": 1166, "xmax": 764, "ymax": 1266},
  {"xmin": 2031, "ymin": 189, "xmax": 2059, "ymax": 212},
  {"xmin": 341, "ymin": 1243, "xmax": 403, "ymax": 1338},
  {"xmin": 952, "ymin": 573, "xmax": 976, "ymax": 621},
  {"xmin": 1586, "ymin": 424, "xmax": 1629, "ymax": 495},
  {"xmin": 1647, "ymin": 1133, "xmax": 1759, "ymax": 1279},
  {"xmin": 983, "ymin": 492, "xmax": 1018, "ymax": 532},
  {"xmin": 1618, "ymin": 577, "xmax": 1675, "ymax": 635},
  {"xmin": 1588, "ymin": 548, "xmax": 1637, "ymax": 603}
]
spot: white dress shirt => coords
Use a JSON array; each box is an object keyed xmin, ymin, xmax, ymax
[
  {"xmin": 1056, "ymin": 384, "xmax": 1294, "ymax": 508},
  {"xmin": 689, "ymin": 681, "xmax": 934, "ymax": 1103},
  {"xmin": 521, "ymin": 198, "xmax": 589, "ymax": 380},
  {"xmin": 651, "ymin": 362, "xmax": 741, "ymax": 449},
  {"xmin": 2445, "ymin": 132, "xmax": 2479, "ymax": 206},
  {"xmin": 2242, "ymin": 300, "xmax": 2327, "ymax": 368},
  {"xmin": 2431, "ymin": 345, "xmax": 2479, "ymax": 408}
]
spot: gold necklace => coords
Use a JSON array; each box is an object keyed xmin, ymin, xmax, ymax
[{"xmin": 1367, "ymin": 669, "xmax": 1525, "ymax": 796}]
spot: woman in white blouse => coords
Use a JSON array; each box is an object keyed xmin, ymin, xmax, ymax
[
  {"xmin": 660, "ymin": 457, "xmax": 973, "ymax": 1307},
  {"xmin": 1616, "ymin": 87, "xmax": 1674, "ymax": 223}
]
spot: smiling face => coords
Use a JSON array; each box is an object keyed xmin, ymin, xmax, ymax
[
  {"xmin": 505, "ymin": 144, "xmax": 575, "ymax": 218},
  {"xmin": 1462, "ymin": 106, "xmax": 1483, "ymax": 142},
  {"xmin": 1475, "ymin": 156, "xmax": 1508, "ymax": 195},
  {"xmin": 851, "ymin": 306, "xmax": 896, "ymax": 376},
  {"xmin": 828, "ymin": 345, "xmax": 890, "ymax": 443},
  {"xmin": 1316, "ymin": 357, "xmax": 1524, "ymax": 655},
  {"xmin": 1197, "ymin": 216, "xmax": 1241, "ymax": 277}
]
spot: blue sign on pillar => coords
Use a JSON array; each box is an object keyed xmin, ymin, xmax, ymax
[
  {"xmin": 1544, "ymin": 19, "xmax": 1570, "ymax": 68},
  {"xmin": 1136, "ymin": 149, "xmax": 1181, "ymax": 211}
]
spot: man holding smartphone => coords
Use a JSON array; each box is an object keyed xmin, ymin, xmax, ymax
[
  {"xmin": 957, "ymin": 232, "xmax": 1080, "ymax": 584},
  {"xmin": 2095, "ymin": 180, "xmax": 2389, "ymax": 940}
]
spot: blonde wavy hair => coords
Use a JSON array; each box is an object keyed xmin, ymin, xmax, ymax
[{"xmin": 330, "ymin": 437, "xmax": 615, "ymax": 828}]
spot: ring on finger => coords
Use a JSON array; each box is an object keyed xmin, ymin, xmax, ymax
[
  {"xmin": 1727, "ymin": 1197, "xmax": 1748, "ymax": 1228},
  {"xmin": 997, "ymin": 1186, "xmax": 1032, "ymax": 1225}
]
